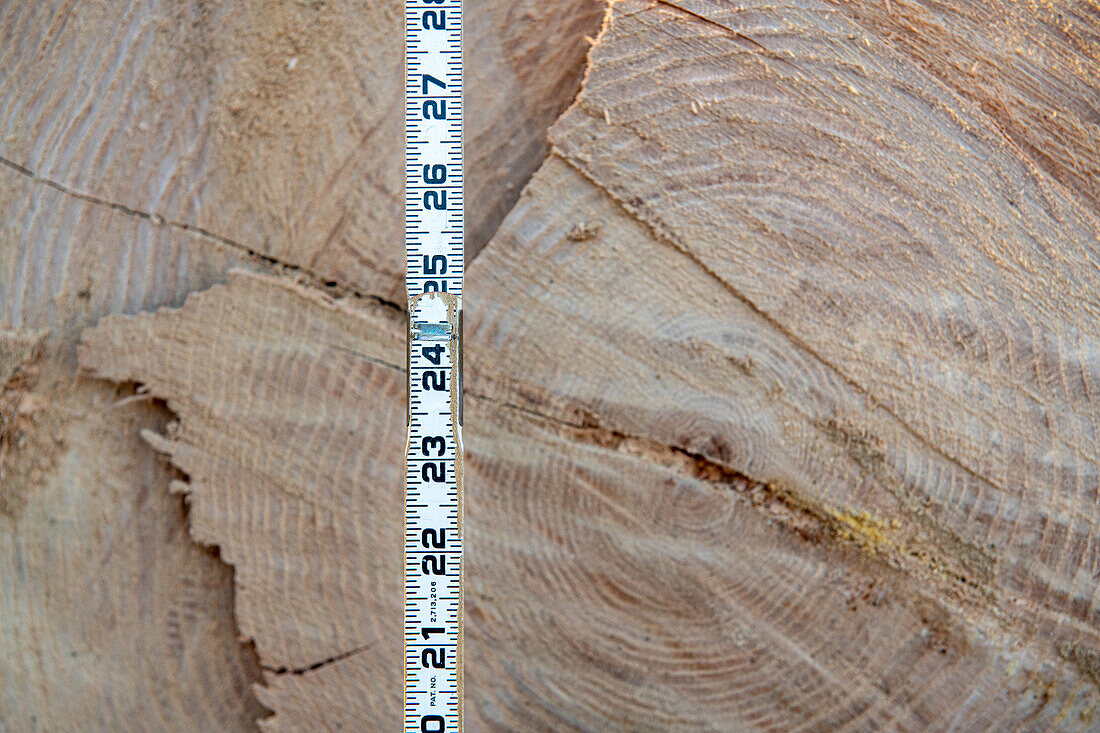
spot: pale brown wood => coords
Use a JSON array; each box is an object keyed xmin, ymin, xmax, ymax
[
  {"xmin": 1, "ymin": 0, "xmax": 603, "ymax": 302},
  {"xmin": 467, "ymin": 155, "xmax": 1100, "ymax": 728},
  {"xmin": 1, "ymin": 0, "xmax": 602, "ymax": 729},
  {"xmin": 79, "ymin": 245, "xmax": 1098, "ymax": 728},
  {"xmin": 17, "ymin": 0, "xmax": 1100, "ymax": 729},
  {"xmin": 821, "ymin": 0, "xmax": 1100, "ymax": 217},
  {"xmin": 80, "ymin": 272, "xmax": 406, "ymax": 730},
  {"xmin": 78, "ymin": 0, "xmax": 1100, "ymax": 727},
  {"xmin": 0, "ymin": 327, "xmax": 269, "ymax": 729},
  {"xmin": 0, "ymin": 170, "xmax": 266, "ymax": 730},
  {"xmin": 0, "ymin": 328, "xmax": 46, "ymax": 513},
  {"xmin": 546, "ymin": 0, "xmax": 1100, "ymax": 650}
]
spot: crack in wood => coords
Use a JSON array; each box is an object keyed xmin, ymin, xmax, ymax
[
  {"xmin": 325, "ymin": 344, "xmax": 405, "ymax": 373},
  {"xmin": 260, "ymin": 642, "xmax": 376, "ymax": 677},
  {"xmin": 550, "ymin": 149, "xmax": 1013, "ymax": 508},
  {"xmin": 653, "ymin": 0, "xmax": 788, "ymax": 63},
  {"xmin": 818, "ymin": 0, "xmax": 1100, "ymax": 225},
  {"xmin": 468, "ymin": 387, "xmax": 994, "ymax": 603},
  {"xmin": 0, "ymin": 154, "xmax": 404, "ymax": 315}
]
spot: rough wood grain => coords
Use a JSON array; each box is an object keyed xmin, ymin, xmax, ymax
[
  {"xmin": 1, "ymin": 1, "xmax": 602, "ymax": 729},
  {"xmin": 80, "ymin": 0, "xmax": 1100, "ymax": 726},
  {"xmin": 0, "ymin": 328, "xmax": 46, "ymax": 511},
  {"xmin": 467, "ymin": 0, "xmax": 608, "ymax": 250},
  {"xmin": 81, "ymin": 264, "xmax": 1100, "ymax": 730},
  {"xmin": 821, "ymin": 0, "xmax": 1100, "ymax": 216},
  {"xmin": 1, "ymin": 358, "xmax": 269, "ymax": 730},
  {"xmin": 0, "ymin": 167, "xmax": 266, "ymax": 730},
  {"xmin": 39, "ymin": 0, "xmax": 1100, "ymax": 728},
  {"xmin": 79, "ymin": 273, "xmax": 407, "ymax": 730},
  {"xmin": 546, "ymin": 0, "xmax": 1100, "ymax": 653},
  {"xmin": 0, "ymin": 0, "xmax": 604, "ymax": 302},
  {"xmin": 467, "ymin": 155, "xmax": 1100, "ymax": 728}
]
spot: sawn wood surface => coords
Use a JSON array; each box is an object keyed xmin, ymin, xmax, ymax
[{"xmin": 79, "ymin": 0, "xmax": 1100, "ymax": 729}]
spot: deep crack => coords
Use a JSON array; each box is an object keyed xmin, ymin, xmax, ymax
[{"xmin": 261, "ymin": 642, "xmax": 376, "ymax": 677}]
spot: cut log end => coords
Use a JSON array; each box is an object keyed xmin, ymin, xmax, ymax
[{"xmin": 15, "ymin": 0, "xmax": 1100, "ymax": 728}]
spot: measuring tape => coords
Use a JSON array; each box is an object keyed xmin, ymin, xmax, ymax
[{"xmin": 405, "ymin": 0, "xmax": 463, "ymax": 730}]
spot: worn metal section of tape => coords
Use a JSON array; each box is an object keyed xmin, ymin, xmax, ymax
[{"xmin": 405, "ymin": 0, "xmax": 463, "ymax": 730}]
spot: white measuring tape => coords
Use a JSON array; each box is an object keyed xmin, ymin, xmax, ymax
[{"xmin": 405, "ymin": 0, "xmax": 463, "ymax": 730}]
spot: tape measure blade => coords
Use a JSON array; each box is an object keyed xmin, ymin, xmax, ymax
[{"xmin": 405, "ymin": 0, "xmax": 463, "ymax": 730}]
